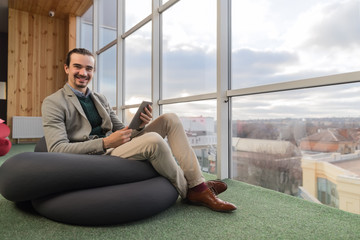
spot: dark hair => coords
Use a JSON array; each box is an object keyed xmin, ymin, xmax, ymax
[{"xmin": 65, "ymin": 48, "xmax": 94, "ymax": 67}]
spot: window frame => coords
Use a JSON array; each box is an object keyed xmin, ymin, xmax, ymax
[{"xmin": 78, "ymin": 0, "xmax": 360, "ymax": 180}]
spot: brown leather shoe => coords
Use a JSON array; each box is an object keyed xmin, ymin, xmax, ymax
[
  {"xmin": 187, "ymin": 188, "xmax": 237, "ymax": 212},
  {"xmin": 206, "ymin": 180, "xmax": 228, "ymax": 195}
]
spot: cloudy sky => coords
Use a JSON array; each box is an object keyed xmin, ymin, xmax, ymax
[{"xmin": 90, "ymin": 0, "xmax": 360, "ymax": 121}]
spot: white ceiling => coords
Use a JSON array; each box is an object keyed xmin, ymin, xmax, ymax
[{"xmin": 0, "ymin": 0, "xmax": 8, "ymax": 33}]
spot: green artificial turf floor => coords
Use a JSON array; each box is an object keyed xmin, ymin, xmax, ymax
[{"xmin": 1, "ymin": 144, "xmax": 360, "ymax": 240}]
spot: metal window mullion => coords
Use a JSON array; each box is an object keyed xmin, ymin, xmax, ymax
[
  {"xmin": 226, "ymin": 71, "xmax": 360, "ymax": 97},
  {"xmin": 117, "ymin": 0, "xmax": 125, "ymax": 119},
  {"xmin": 152, "ymin": 0, "xmax": 161, "ymax": 118},
  {"xmin": 121, "ymin": 14, "xmax": 152, "ymax": 39},
  {"xmin": 75, "ymin": 16, "xmax": 81, "ymax": 47},
  {"xmin": 159, "ymin": 93, "xmax": 217, "ymax": 105},
  {"xmin": 96, "ymin": 39, "xmax": 117, "ymax": 55},
  {"xmin": 216, "ymin": 0, "xmax": 231, "ymax": 179},
  {"xmin": 158, "ymin": 0, "xmax": 180, "ymax": 13},
  {"xmin": 92, "ymin": 0, "xmax": 99, "ymax": 92}
]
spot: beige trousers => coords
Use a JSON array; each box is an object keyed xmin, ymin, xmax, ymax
[{"xmin": 110, "ymin": 113, "xmax": 205, "ymax": 198}]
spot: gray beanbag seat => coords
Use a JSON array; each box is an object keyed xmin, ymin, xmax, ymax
[{"xmin": 0, "ymin": 139, "xmax": 178, "ymax": 226}]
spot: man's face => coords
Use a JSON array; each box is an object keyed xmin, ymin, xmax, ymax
[{"xmin": 64, "ymin": 53, "xmax": 95, "ymax": 93}]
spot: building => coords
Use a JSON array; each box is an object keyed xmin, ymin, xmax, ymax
[
  {"xmin": 300, "ymin": 128, "xmax": 360, "ymax": 154},
  {"xmin": 302, "ymin": 152, "xmax": 360, "ymax": 214},
  {"xmin": 232, "ymin": 137, "xmax": 302, "ymax": 196}
]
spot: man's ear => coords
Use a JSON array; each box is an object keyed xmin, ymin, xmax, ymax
[{"xmin": 64, "ymin": 64, "xmax": 69, "ymax": 74}]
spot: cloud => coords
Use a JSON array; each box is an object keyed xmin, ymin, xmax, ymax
[
  {"xmin": 299, "ymin": 0, "xmax": 360, "ymax": 50},
  {"xmin": 162, "ymin": 45, "xmax": 216, "ymax": 98},
  {"xmin": 96, "ymin": 0, "xmax": 360, "ymax": 119},
  {"xmin": 232, "ymin": 82, "xmax": 360, "ymax": 120},
  {"xmin": 232, "ymin": 48, "xmax": 299, "ymax": 87},
  {"xmin": 232, "ymin": 0, "xmax": 360, "ymax": 87}
]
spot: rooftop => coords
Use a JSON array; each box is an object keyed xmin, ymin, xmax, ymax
[
  {"xmin": 301, "ymin": 128, "xmax": 358, "ymax": 142},
  {"xmin": 333, "ymin": 159, "xmax": 360, "ymax": 176}
]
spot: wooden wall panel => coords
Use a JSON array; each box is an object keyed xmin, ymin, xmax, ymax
[
  {"xmin": 66, "ymin": 15, "xmax": 77, "ymax": 52},
  {"xmin": 9, "ymin": 0, "xmax": 93, "ymax": 19},
  {"xmin": 7, "ymin": 8, "xmax": 67, "ymax": 139}
]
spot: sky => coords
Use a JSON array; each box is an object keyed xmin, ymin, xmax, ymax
[{"xmin": 82, "ymin": 0, "xmax": 360, "ymax": 121}]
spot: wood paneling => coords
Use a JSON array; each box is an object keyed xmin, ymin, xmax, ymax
[
  {"xmin": 7, "ymin": 8, "xmax": 68, "ymax": 138},
  {"xmin": 6, "ymin": 0, "xmax": 92, "ymax": 141},
  {"xmin": 66, "ymin": 15, "xmax": 77, "ymax": 53},
  {"xmin": 8, "ymin": 0, "xmax": 93, "ymax": 19}
]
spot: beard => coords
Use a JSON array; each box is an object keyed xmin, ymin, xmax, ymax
[{"xmin": 74, "ymin": 74, "xmax": 90, "ymax": 88}]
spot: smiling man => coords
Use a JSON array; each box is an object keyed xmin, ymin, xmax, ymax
[
  {"xmin": 65, "ymin": 52, "xmax": 94, "ymax": 92},
  {"xmin": 41, "ymin": 48, "xmax": 237, "ymax": 213}
]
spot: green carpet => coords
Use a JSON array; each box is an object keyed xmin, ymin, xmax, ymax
[{"xmin": 1, "ymin": 144, "xmax": 360, "ymax": 240}]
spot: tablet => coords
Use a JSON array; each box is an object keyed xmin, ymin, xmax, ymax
[{"xmin": 128, "ymin": 101, "xmax": 153, "ymax": 129}]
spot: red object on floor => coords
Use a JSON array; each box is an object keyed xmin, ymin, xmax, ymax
[
  {"xmin": 0, "ymin": 138, "xmax": 11, "ymax": 156},
  {"xmin": 0, "ymin": 122, "xmax": 10, "ymax": 138},
  {"xmin": 0, "ymin": 120, "xmax": 11, "ymax": 156}
]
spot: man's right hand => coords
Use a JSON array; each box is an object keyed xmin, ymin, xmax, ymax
[{"xmin": 103, "ymin": 127, "xmax": 133, "ymax": 149}]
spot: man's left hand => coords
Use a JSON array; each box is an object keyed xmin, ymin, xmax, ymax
[{"xmin": 139, "ymin": 104, "xmax": 153, "ymax": 129}]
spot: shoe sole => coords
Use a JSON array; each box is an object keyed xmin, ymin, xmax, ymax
[{"xmin": 185, "ymin": 199, "xmax": 237, "ymax": 213}]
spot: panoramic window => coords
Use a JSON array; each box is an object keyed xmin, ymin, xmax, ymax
[
  {"xmin": 231, "ymin": 83, "xmax": 360, "ymax": 198},
  {"xmin": 97, "ymin": 45, "xmax": 117, "ymax": 107},
  {"xmin": 80, "ymin": 5, "xmax": 93, "ymax": 52},
  {"xmin": 162, "ymin": 0, "xmax": 217, "ymax": 99},
  {"xmin": 98, "ymin": 0, "xmax": 117, "ymax": 49},
  {"xmin": 231, "ymin": 0, "xmax": 360, "ymax": 89},
  {"xmin": 80, "ymin": 0, "xmax": 360, "ymax": 215},
  {"xmin": 124, "ymin": 23, "xmax": 152, "ymax": 105},
  {"xmin": 163, "ymin": 100, "xmax": 217, "ymax": 173}
]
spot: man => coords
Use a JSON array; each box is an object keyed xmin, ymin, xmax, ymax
[{"xmin": 42, "ymin": 48, "xmax": 237, "ymax": 212}]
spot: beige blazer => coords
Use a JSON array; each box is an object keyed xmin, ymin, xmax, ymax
[{"xmin": 41, "ymin": 84, "xmax": 125, "ymax": 154}]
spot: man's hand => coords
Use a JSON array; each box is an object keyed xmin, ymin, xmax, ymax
[
  {"xmin": 139, "ymin": 104, "xmax": 153, "ymax": 129},
  {"xmin": 103, "ymin": 127, "xmax": 132, "ymax": 149}
]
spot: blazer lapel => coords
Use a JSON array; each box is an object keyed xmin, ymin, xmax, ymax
[
  {"xmin": 63, "ymin": 84, "xmax": 88, "ymax": 120},
  {"xmin": 91, "ymin": 94, "xmax": 112, "ymax": 130}
]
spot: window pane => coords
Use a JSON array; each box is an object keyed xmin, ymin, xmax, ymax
[
  {"xmin": 124, "ymin": 108, "xmax": 137, "ymax": 126},
  {"xmin": 98, "ymin": 45, "xmax": 117, "ymax": 107},
  {"xmin": 124, "ymin": 23, "xmax": 151, "ymax": 105},
  {"xmin": 231, "ymin": 0, "xmax": 360, "ymax": 89},
  {"xmin": 163, "ymin": 100, "xmax": 217, "ymax": 173},
  {"xmin": 231, "ymin": 83, "xmax": 360, "ymax": 207},
  {"xmin": 317, "ymin": 178, "xmax": 339, "ymax": 208},
  {"xmin": 80, "ymin": 6, "xmax": 93, "ymax": 52},
  {"xmin": 99, "ymin": 0, "xmax": 117, "ymax": 49},
  {"xmin": 162, "ymin": 0, "xmax": 216, "ymax": 99},
  {"xmin": 125, "ymin": 0, "xmax": 152, "ymax": 31}
]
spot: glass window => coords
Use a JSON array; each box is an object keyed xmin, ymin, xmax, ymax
[
  {"xmin": 124, "ymin": 23, "xmax": 152, "ymax": 105},
  {"xmin": 99, "ymin": 0, "xmax": 117, "ymax": 49},
  {"xmin": 231, "ymin": 83, "xmax": 360, "ymax": 198},
  {"xmin": 125, "ymin": 0, "xmax": 152, "ymax": 31},
  {"xmin": 231, "ymin": 0, "xmax": 360, "ymax": 89},
  {"xmin": 163, "ymin": 100, "xmax": 217, "ymax": 173},
  {"xmin": 317, "ymin": 178, "xmax": 339, "ymax": 208},
  {"xmin": 162, "ymin": 0, "xmax": 217, "ymax": 99},
  {"xmin": 98, "ymin": 45, "xmax": 117, "ymax": 107},
  {"xmin": 124, "ymin": 108, "xmax": 135, "ymax": 126},
  {"xmin": 80, "ymin": 6, "xmax": 93, "ymax": 52}
]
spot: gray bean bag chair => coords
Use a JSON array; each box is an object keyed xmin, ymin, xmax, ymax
[{"xmin": 0, "ymin": 138, "xmax": 178, "ymax": 226}]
